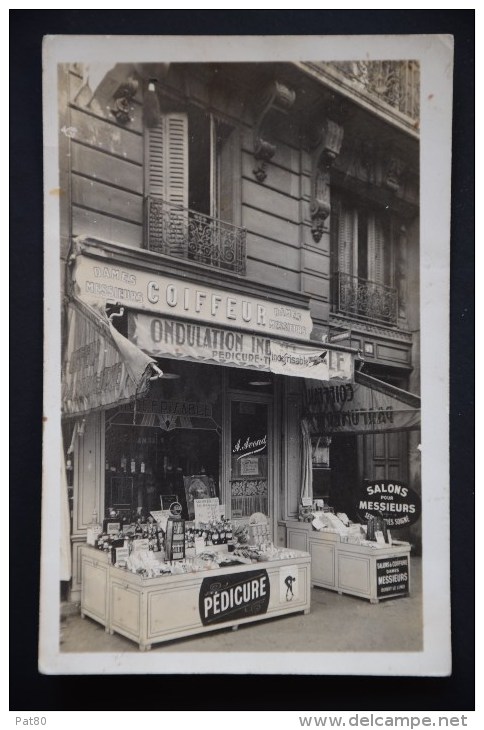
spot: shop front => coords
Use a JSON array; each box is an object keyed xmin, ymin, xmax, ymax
[
  {"xmin": 62, "ymin": 239, "xmax": 357, "ymax": 634},
  {"xmin": 302, "ymin": 372, "xmax": 421, "ymax": 536},
  {"xmin": 63, "ymin": 240, "xmax": 421, "ymax": 649}
]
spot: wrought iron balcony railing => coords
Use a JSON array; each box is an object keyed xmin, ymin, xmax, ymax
[
  {"xmin": 317, "ymin": 60, "xmax": 420, "ymax": 122},
  {"xmin": 145, "ymin": 196, "xmax": 247, "ymax": 275},
  {"xmin": 333, "ymin": 271, "xmax": 398, "ymax": 326}
]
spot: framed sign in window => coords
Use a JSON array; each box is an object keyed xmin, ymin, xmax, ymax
[{"xmin": 240, "ymin": 457, "xmax": 259, "ymax": 476}]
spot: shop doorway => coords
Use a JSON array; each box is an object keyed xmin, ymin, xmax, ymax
[
  {"xmin": 227, "ymin": 394, "xmax": 274, "ymax": 533},
  {"xmin": 329, "ymin": 433, "xmax": 359, "ymax": 519}
]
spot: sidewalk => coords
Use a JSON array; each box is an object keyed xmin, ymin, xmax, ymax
[{"xmin": 60, "ymin": 557, "xmax": 422, "ymax": 654}]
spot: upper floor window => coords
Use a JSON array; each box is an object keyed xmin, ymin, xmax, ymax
[
  {"xmin": 331, "ymin": 193, "xmax": 399, "ymax": 326},
  {"xmin": 144, "ymin": 106, "xmax": 246, "ymax": 275}
]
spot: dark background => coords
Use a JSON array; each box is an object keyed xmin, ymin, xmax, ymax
[{"xmin": 10, "ymin": 9, "xmax": 474, "ymax": 712}]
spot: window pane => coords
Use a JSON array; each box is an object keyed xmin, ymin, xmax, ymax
[{"xmin": 230, "ymin": 400, "xmax": 269, "ymax": 519}]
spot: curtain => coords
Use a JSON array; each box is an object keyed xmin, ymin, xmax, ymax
[{"xmin": 300, "ymin": 417, "xmax": 313, "ymax": 502}]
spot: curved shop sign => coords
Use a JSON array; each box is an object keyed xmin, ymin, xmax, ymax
[
  {"xmin": 73, "ymin": 253, "xmax": 313, "ymax": 341},
  {"xmin": 199, "ymin": 569, "xmax": 270, "ymax": 626},
  {"xmin": 356, "ymin": 480, "xmax": 421, "ymax": 529}
]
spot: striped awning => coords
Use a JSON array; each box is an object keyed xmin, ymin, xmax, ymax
[{"xmin": 62, "ymin": 298, "xmax": 157, "ymax": 416}]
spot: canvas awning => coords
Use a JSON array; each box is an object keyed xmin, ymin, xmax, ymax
[
  {"xmin": 126, "ymin": 311, "xmax": 355, "ymax": 382},
  {"xmin": 62, "ymin": 298, "xmax": 158, "ymax": 416},
  {"xmin": 304, "ymin": 370, "xmax": 420, "ymax": 434}
]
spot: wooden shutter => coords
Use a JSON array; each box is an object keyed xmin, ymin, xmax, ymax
[
  {"xmin": 215, "ymin": 121, "xmax": 234, "ymax": 224},
  {"xmin": 367, "ymin": 213, "xmax": 385, "ymax": 283},
  {"xmin": 338, "ymin": 202, "xmax": 356, "ymax": 276},
  {"xmin": 145, "ymin": 112, "xmax": 188, "ymax": 255},
  {"xmin": 146, "ymin": 112, "xmax": 188, "ymax": 205},
  {"xmin": 165, "ymin": 113, "xmax": 188, "ymax": 255},
  {"xmin": 165, "ymin": 113, "xmax": 188, "ymax": 209},
  {"xmin": 146, "ymin": 122, "xmax": 165, "ymax": 197}
]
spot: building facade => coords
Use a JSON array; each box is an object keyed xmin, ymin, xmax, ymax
[{"xmin": 58, "ymin": 60, "xmax": 420, "ymax": 602}]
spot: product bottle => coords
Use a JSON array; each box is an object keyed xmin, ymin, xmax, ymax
[{"xmin": 153, "ymin": 527, "xmax": 161, "ymax": 553}]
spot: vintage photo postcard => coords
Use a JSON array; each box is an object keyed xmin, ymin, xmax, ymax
[{"xmin": 40, "ymin": 34, "xmax": 453, "ymax": 675}]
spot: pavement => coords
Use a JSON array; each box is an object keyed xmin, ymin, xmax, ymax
[{"xmin": 60, "ymin": 557, "xmax": 422, "ymax": 654}]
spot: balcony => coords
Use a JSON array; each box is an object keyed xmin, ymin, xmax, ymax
[
  {"xmin": 145, "ymin": 196, "xmax": 247, "ymax": 276},
  {"xmin": 308, "ymin": 60, "xmax": 419, "ymax": 125},
  {"xmin": 333, "ymin": 271, "xmax": 398, "ymax": 326}
]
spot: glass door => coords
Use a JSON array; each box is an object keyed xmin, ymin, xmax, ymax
[{"xmin": 229, "ymin": 399, "xmax": 271, "ymax": 522}]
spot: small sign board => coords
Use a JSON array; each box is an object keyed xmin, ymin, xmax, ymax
[
  {"xmin": 356, "ymin": 480, "xmax": 421, "ymax": 529},
  {"xmin": 160, "ymin": 494, "xmax": 178, "ymax": 510},
  {"xmin": 199, "ymin": 568, "xmax": 270, "ymax": 626},
  {"xmin": 194, "ymin": 497, "xmax": 221, "ymax": 525},
  {"xmin": 376, "ymin": 556, "xmax": 409, "ymax": 598},
  {"xmin": 112, "ymin": 546, "xmax": 129, "ymax": 565},
  {"xmin": 103, "ymin": 520, "xmax": 121, "ymax": 535},
  {"xmin": 240, "ymin": 457, "xmax": 259, "ymax": 476}
]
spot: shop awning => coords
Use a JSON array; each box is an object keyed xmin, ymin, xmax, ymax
[
  {"xmin": 62, "ymin": 299, "xmax": 158, "ymax": 416},
  {"xmin": 304, "ymin": 370, "xmax": 421, "ymax": 434},
  {"xmin": 126, "ymin": 311, "xmax": 355, "ymax": 382}
]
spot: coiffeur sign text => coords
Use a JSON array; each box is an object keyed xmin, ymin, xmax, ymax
[{"xmin": 74, "ymin": 253, "xmax": 313, "ymax": 342}]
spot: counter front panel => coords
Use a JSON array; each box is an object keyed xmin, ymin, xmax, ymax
[
  {"xmin": 285, "ymin": 521, "xmax": 410, "ymax": 604},
  {"xmin": 81, "ymin": 546, "xmax": 311, "ymax": 649}
]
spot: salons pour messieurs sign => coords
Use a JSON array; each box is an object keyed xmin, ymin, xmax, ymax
[{"xmin": 73, "ymin": 254, "xmax": 313, "ymax": 341}]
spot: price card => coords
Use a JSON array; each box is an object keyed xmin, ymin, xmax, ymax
[
  {"xmin": 112, "ymin": 547, "xmax": 129, "ymax": 564},
  {"xmin": 194, "ymin": 498, "xmax": 220, "ymax": 524}
]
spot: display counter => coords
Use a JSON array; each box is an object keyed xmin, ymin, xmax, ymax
[
  {"xmin": 285, "ymin": 521, "xmax": 410, "ymax": 603},
  {"xmin": 80, "ymin": 545, "xmax": 311, "ymax": 650}
]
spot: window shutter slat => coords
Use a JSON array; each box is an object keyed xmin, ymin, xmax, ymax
[
  {"xmin": 368, "ymin": 214, "xmax": 385, "ymax": 284},
  {"xmin": 338, "ymin": 203, "xmax": 355, "ymax": 276},
  {"xmin": 165, "ymin": 113, "xmax": 188, "ymax": 255},
  {"xmin": 146, "ymin": 123, "xmax": 165, "ymax": 197},
  {"xmin": 375, "ymin": 218, "xmax": 385, "ymax": 284},
  {"xmin": 367, "ymin": 213, "xmax": 376, "ymax": 281},
  {"xmin": 166, "ymin": 113, "xmax": 188, "ymax": 208}
]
